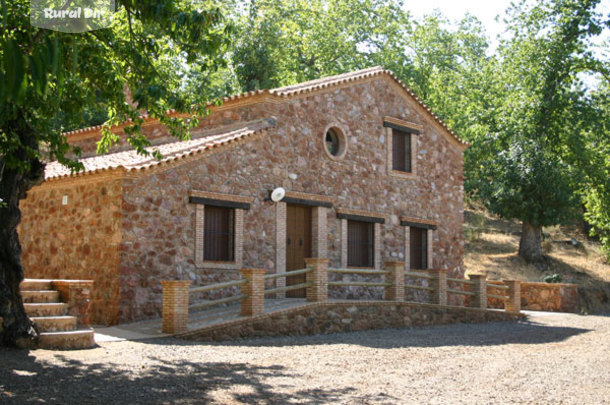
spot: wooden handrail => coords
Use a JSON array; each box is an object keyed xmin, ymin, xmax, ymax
[
  {"xmin": 447, "ymin": 278, "xmax": 475, "ymax": 286},
  {"xmin": 404, "ymin": 271, "xmax": 435, "ymax": 280},
  {"xmin": 189, "ymin": 294, "xmax": 246, "ymax": 311},
  {"xmin": 447, "ymin": 288, "xmax": 476, "ymax": 296},
  {"xmin": 328, "ymin": 281, "xmax": 391, "ymax": 287},
  {"xmin": 328, "ymin": 268, "xmax": 390, "ymax": 275},
  {"xmin": 264, "ymin": 267, "xmax": 312, "ymax": 280},
  {"xmin": 189, "ymin": 279, "xmax": 247, "ymax": 294},
  {"xmin": 264, "ymin": 282, "xmax": 313, "ymax": 296}
]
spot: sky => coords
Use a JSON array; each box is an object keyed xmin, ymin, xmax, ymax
[{"xmin": 404, "ymin": 0, "xmax": 610, "ymax": 51}]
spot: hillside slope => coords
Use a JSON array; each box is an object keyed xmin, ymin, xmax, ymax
[{"xmin": 463, "ymin": 208, "xmax": 610, "ymax": 314}]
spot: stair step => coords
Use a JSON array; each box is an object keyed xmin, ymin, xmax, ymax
[
  {"xmin": 31, "ymin": 316, "xmax": 77, "ymax": 332},
  {"xmin": 20, "ymin": 279, "xmax": 53, "ymax": 291},
  {"xmin": 24, "ymin": 303, "xmax": 68, "ymax": 317},
  {"xmin": 22, "ymin": 290, "xmax": 60, "ymax": 303},
  {"xmin": 38, "ymin": 329, "xmax": 96, "ymax": 350}
]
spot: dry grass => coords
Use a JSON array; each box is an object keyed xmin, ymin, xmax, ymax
[{"xmin": 463, "ymin": 209, "xmax": 610, "ymax": 287}]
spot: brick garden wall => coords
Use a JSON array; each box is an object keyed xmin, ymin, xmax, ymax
[
  {"xmin": 487, "ymin": 282, "xmax": 579, "ymax": 313},
  {"xmin": 19, "ymin": 176, "xmax": 123, "ymax": 325}
]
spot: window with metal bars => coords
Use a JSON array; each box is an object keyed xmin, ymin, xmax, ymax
[
  {"xmin": 347, "ymin": 220, "xmax": 374, "ymax": 267},
  {"xmin": 409, "ymin": 227, "xmax": 428, "ymax": 269},
  {"xmin": 203, "ymin": 205, "xmax": 235, "ymax": 261},
  {"xmin": 392, "ymin": 129, "xmax": 412, "ymax": 172}
]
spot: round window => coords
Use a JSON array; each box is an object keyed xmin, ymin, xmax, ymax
[
  {"xmin": 323, "ymin": 126, "xmax": 347, "ymax": 160},
  {"xmin": 326, "ymin": 129, "xmax": 340, "ymax": 156}
]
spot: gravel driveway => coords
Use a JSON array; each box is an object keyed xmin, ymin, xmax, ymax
[{"xmin": 1, "ymin": 312, "xmax": 609, "ymax": 404}]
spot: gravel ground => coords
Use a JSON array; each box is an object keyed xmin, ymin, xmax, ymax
[{"xmin": 1, "ymin": 312, "xmax": 610, "ymax": 404}]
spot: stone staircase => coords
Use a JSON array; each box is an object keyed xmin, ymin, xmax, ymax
[{"xmin": 21, "ymin": 279, "xmax": 95, "ymax": 350}]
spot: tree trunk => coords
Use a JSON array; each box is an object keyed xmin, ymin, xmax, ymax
[
  {"xmin": 519, "ymin": 221, "xmax": 543, "ymax": 263},
  {"xmin": 0, "ymin": 112, "xmax": 45, "ymax": 347}
]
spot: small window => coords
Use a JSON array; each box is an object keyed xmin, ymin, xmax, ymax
[
  {"xmin": 326, "ymin": 129, "xmax": 340, "ymax": 156},
  {"xmin": 347, "ymin": 220, "xmax": 374, "ymax": 267},
  {"xmin": 323, "ymin": 126, "xmax": 347, "ymax": 159},
  {"xmin": 410, "ymin": 227, "xmax": 428, "ymax": 269},
  {"xmin": 392, "ymin": 129, "xmax": 412, "ymax": 172},
  {"xmin": 204, "ymin": 205, "xmax": 235, "ymax": 261}
]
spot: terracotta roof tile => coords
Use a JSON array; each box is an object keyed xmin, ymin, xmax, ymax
[
  {"xmin": 46, "ymin": 119, "xmax": 275, "ymax": 180},
  {"xmin": 62, "ymin": 67, "xmax": 467, "ymax": 147}
]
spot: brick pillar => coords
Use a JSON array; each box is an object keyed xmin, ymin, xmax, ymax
[
  {"xmin": 428, "ymin": 269, "xmax": 447, "ymax": 306},
  {"xmin": 240, "ymin": 268, "xmax": 266, "ymax": 316},
  {"xmin": 504, "ymin": 280, "xmax": 521, "ymax": 313},
  {"xmin": 468, "ymin": 274, "xmax": 487, "ymax": 309},
  {"xmin": 52, "ymin": 280, "xmax": 94, "ymax": 327},
  {"xmin": 161, "ymin": 280, "xmax": 191, "ymax": 334},
  {"xmin": 384, "ymin": 261, "xmax": 405, "ymax": 301},
  {"xmin": 305, "ymin": 258, "xmax": 329, "ymax": 302}
]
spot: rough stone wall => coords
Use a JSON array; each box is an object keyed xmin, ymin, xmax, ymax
[
  {"xmin": 118, "ymin": 76, "xmax": 465, "ymax": 322},
  {"xmin": 486, "ymin": 282, "xmax": 579, "ymax": 313},
  {"xmin": 178, "ymin": 302, "xmax": 524, "ymax": 342},
  {"xmin": 19, "ymin": 177, "xmax": 122, "ymax": 325}
]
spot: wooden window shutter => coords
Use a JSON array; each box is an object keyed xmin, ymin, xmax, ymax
[
  {"xmin": 347, "ymin": 220, "xmax": 374, "ymax": 267},
  {"xmin": 409, "ymin": 227, "xmax": 428, "ymax": 269},
  {"xmin": 392, "ymin": 129, "xmax": 411, "ymax": 172},
  {"xmin": 204, "ymin": 206, "xmax": 235, "ymax": 261}
]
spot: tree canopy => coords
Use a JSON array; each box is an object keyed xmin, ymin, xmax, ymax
[{"xmin": 0, "ymin": 0, "xmax": 232, "ymax": 346}]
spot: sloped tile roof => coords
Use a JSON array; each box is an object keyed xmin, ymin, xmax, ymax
[
  {"xmin": 61, "ymin": 67, "xmax": 467, "ymax": 147},
  {"xmin": 46, "ymin": 119, "xmax": 275, "ymax": 180}
]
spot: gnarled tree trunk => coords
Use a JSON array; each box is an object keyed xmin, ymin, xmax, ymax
[
  {"xmin": 0, "ymin": 112, "xmax": 44, "ymax": 347},
  {"xmin": 519, "ymin": 221, "xmax": 543, "ymax": 263}
]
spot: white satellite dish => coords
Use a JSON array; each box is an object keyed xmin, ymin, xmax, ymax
[{"xmin": 270, "ymin": 187, "xmax": 286, "ymax": 202}]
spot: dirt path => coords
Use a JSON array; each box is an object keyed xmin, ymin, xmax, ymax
[{"xmin": 2, "ymin": 312, "xmax": 609, "ymax": 404}]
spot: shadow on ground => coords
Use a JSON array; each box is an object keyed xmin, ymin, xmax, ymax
[
  {"xmin": 0, "ymin": 350, "xmax": 357, "ymax": 404},
  {"xmin": 194, "ymin": 318, "xmax": 591, "ymax": 349}
]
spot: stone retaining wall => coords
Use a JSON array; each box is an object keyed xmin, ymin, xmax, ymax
[
  {"xmin": 487, "ymin": 282, "xmax": 579, "ymax": 313},
  {"xmin": 177, "ymin": 301, "xmax": 524, "ymax": 342}
]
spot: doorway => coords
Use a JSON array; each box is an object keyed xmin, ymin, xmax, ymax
[{"xmin": 285, "ymin": 204, "xmax": 312, "ymax": 298}]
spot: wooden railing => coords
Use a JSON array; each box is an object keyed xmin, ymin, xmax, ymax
[
  {"xmin": 188, "ymin": 279, "xmax": 247, "ymax": 311},
  {"xmin": 161, "ymin": 259, "xmax": 521, "ymax": 333},
  {"xmin": 264, "ymin": 267, "xmax": 313, "ymax": 296},
  {"xmin": 328, "ymin": 267, "xmax": 391, "ymax": 288}
]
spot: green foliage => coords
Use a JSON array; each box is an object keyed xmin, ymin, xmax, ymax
[
  {"xmin": 470, "ymin": 0, "xmax": 606, "ymax": 235},
  {"xmin": 544, "ymin": 274, "xmax": 563, "ymax": 283},
  {"xmin": 479, "ymin": 139, "xmax": 578, "ymax": 228},
  {"xmin": 230, "ymin": 0, "xmax": 409, "ymax": 91},
  {"xmin": 0, "ymin": 0, "xmax": 233, "ymax": 174}
]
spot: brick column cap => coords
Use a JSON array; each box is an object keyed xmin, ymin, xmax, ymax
[
  {"xmin": 304, "ymin": 258, "xmax": 330, "ymax": 264},
  {"xmin": 161, "ymin": 280, "xmax": 192, "ymax": 287},
  {"xmin": 427, "ymin": 268, "xmax": 447, "ymax": 274},
  {"xmin": 384, "ymin": 261, "xmax": 405, "ymax": 267},
  {"xmin": 503, "ymin": 279, "xmax": 521, "ymax": 283},
  {"xmin": 468, "ymin": 274, "xmax": 487, "ymax": 280},
  {"xmin": 239, "ymin": 268, "xmax": 267, "ymax": 276}
]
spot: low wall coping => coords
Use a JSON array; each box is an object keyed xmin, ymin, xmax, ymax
[{"xmin": 520, "ymin": 282, "xmax": 578, "ymax": 288}]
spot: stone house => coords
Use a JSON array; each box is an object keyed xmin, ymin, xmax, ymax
[{"xmin": 19, "ymin": 67, "xmax": 468, "ymax": 325}]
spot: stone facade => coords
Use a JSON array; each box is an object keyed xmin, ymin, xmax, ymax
[
  {"xmin": 19, "ymin": 68, "xmax": 467, "ymax": 324},
  {"xmin": 176, "ymin": 301, "xmax": 524, "ymax": 342},
  {"xmin": 19, "ymin": 177, "xmax": 122, "ymax": 325}
]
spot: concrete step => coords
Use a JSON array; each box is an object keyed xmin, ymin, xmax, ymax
[
  {"xmin": 31, "ymin": 316, "xmax": 77, "ymax": 332},
  {"xmin": 22, "ymin": 290, "xmax": 60, "ymax": 303},
  {"xmin": 20, "ymin": 279, "xmax": 53, "ymax": 291},
  {"xmin": 38, "ymin": 329, "xmax": 96, "ymax": 350},
  {"xmin": 24, "ymin": 303, "xmax": 68, "ymax": 317}
]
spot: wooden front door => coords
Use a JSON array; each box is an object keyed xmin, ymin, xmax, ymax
[{"xmin": 286, "ymin": 204, "xmax": 312, "ymax": 298}]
